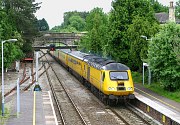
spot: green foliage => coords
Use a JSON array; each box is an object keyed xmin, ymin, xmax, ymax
[
  {"xmin": 145, "ymin": 84, "xmax": 180, "ymax": 102},
  {"xmin": 132, "ymin": 71, "xmax": 180, "ymax": 102},
  {"xmin": 51, "ymin": 11, "xmax": 88, "ymax": 32},
  {"xmin": 37, "ymin": 18, "xmax": 49, "ymax": 31},
  {"xmin": 149, "ymin": 0, "xmax": 168, "ymax": 13},
  {"xmin": 0, "ymin": 11, "xmax": 13, "ymax": 40},
  {"xmin": 63, "ymin": 11, "xmax": 88, "ymax": 27},
  {"xmin": 51, "ymin": 25, "xmax": 78, "ymax": 33},
  {"xmin": 107, "ymin": 0, "xmax": 159, "ymax": 71},
  {"xmin": 0, "ymin": 0, "xmax": 39, "ymax": 69},
  {"xmin": 21, "ymin": 42, "xmax": 33, "ymax": 54},
  {"xmin": 5, "ymin": 0, "xmax": 41, "ymax": 40},
  {"xmin": 131, "ymin": 71, "xmax": 143, "ymax": 83},
  {"xmin": 69, "ymin": 15, "xmax": 85, "ymax": 31},
  {"xmin": 176, "ymin": 0, "xmax": 180, "ymax": 19},
  {"xmin": 148, "ymin": 22, "xmax": 180, "ymax": 91},
  {"xmin": 79, "ymin": 8, "xmax": 108, "ymax": 56},
  {"xmin": 127, "ymin": 15, "xmax": 159, "ymax": 70},
  {"xmin": 3, "ymin": 44, "xmax": 24, "ymax": 68}
]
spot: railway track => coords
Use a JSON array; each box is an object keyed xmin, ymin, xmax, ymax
[
  {"xmin": 41, "ymin": 49, "xmax": 158, "ymax": 125},
  {"xmin": 41, "ymin": 50, "xmax": 89, "ymax": 125},
  {"xmin": 109, "ymin": 105, "xmax": 152, "ymax": 125}
]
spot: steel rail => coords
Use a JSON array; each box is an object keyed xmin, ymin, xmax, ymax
[
  {"xmin": 127, "ymin": 103, "xmax": 152, "ymax": 125},
  {"xmin": 44, "ymin": 63, "xmax": 66, "ymax": 125},
  {"xmin": 109, "ymin": 105, "xmax": 152, "ymax": 125},
  {"xmin": 42, "ymin": 50, "xmax": 88, "ymax": 125},
  {"xmin": 106, "ymin": 106, "xmax": 130, "ymax": 125}
]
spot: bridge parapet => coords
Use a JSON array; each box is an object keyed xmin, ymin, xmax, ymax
[{"xmin": 34, "ymin": 32, "xmax": 86, "ymax": 46}]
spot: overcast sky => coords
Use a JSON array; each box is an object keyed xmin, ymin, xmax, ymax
[{"xmin": 35, "ymin": 0, "xmax": 178, "ymax": 29}]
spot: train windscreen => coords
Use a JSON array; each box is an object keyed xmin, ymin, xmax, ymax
[{"xmin": 110, "ymin": 71, "xmax": 128, "ymax": 80}]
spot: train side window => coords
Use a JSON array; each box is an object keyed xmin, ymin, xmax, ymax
[{"xmin": 102, "ymin": 72, "xmax": 105, "ymax": 81}]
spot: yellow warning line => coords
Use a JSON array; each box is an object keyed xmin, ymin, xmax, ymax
[
  {"xmin": 135, "ymin": 87, "xmax": 179, "ymax": 111},
  {"xmin": 33, "ymin": 91, "xmax": 36, "ymax": 125}
]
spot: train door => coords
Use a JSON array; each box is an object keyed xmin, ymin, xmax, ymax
[
  {"xmin": 100, "ymin": 71, "xmax": 105, "ymax": 91},
  {"xmin": 83, "ymin": 64, "xmax": 86, "ymax": 78},
  {"xmin": 87, "ymin": 67, "xmax": 90, "ymax": 81}
]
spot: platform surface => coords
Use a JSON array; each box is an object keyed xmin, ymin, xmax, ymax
[
  {"xmin": 135, "ymin": 84, "xmax": 180, "ymax": 124},
  {"xmin": 5, "ymin": 91, "xmax": 57, "ymax": 125}
]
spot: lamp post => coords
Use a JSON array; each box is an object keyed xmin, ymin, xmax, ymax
[
  {"xmin": 1, "ymin": 39, "xmax": 17, "ymax": 116},
  {"xmin": 141, "ymin": 35, "xmax": 152, "ymax": 42},
  {"xmin": 141, "ymin": 35, "xmax": 152, "ymax": 85},
  {"xmin": 33, "ymin": 49, "xmax": 42, "ymax": 91}
]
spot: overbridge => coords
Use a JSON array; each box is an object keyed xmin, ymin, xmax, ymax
[
  {"xmin": 33, "ymin": 45, "xmax": 78, "ymax": 50},
  {"xmin": 34, "ymin": 32, "xmax": 86, "ymax": 46}
]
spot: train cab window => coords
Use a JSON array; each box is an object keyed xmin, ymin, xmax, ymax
[{"xmin": 110, "ymin": 71, "xmax": 128, "ymax": 80}]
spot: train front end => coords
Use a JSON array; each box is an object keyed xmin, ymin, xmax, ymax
[{"xmin": 102, "ymin": 63, "xmax": 135, "ymax": 100}]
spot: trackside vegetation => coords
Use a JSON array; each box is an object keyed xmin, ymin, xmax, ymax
[
  {"xmin": 132, "ymin": 72, "xmax": 180, "ymax": 102},
  {"xmin": 0, "ymin": 0, "xmax": 49, "ymax": 69},
  {"xmin": 148, "ymin": 22, "xmax": 180, "ymax": 92}
]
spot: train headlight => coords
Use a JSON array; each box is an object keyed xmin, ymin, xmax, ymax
[
  {"xmin": 127, "ymin": 87, "xmax": 133, "ymax": 90},
  {"xmin": 108, "ymin": 87, "xmax": 112, "ymax": 90},
  {"xmin": 108, "ymin": 87, "xmax": 115, "ymax": 91}
]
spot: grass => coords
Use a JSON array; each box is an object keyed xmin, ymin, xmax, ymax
[
  {"xmin": 0, "ymin": 108, "xmax": 10, "ymax": 125},
  {"xmin": 144, "ymin": 84, "xmax": 180, "ymax": 103},
  {"xmin": 132, "ymin": 71, "xmax": 180, "ymax": 103}
]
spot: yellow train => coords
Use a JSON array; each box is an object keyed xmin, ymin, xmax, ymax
[{"xmin": 50, "ymin": 49, "xmax": 135, "ymax": 104}]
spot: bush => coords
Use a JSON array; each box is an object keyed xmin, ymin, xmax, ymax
[{"xmin": 148, "ymin": 22, "xmax": 180, "ymax": 91}]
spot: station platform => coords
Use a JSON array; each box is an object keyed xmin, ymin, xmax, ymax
[
  {"xmin": 5, "ymin": 91, "xmax": 58, "ymax": 125},
  {"xmin": 134, "ymin": 84, "xmax": 180, "ymax": 124}
]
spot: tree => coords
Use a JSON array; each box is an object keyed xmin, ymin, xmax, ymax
[
  {"xmin": 0, "ymin": 8, "xmax": 14, "ymax": 40},
  {"xmin": 107, "ymin": 0, "xmax": 159, "ymax": 70},
  {"xmin": 4, "ymin": 0, "xmax": 41, "ymax": 57},
  {"xmin": 0, "ymin": 0, "xmax": 37, "ymax": 68},
  {"xmin": 63, "ymin": 11, "xmax": 88, "ymax": 28},
  {"xmin": 2, "ymin": 43, "xmax": 24, "ymax": 68},
  {"xmin": 148, "ymin": 22, "xmax": 180, "ymax": 91},
  {"xmin": 79, "ymin": 8, "xmax": 108, "ymax": 56},
  {"xmin": 51, "ymin": 11, "xmax": 88, "ymax": 32},
  {"xmin": 4, "ymin": 0, "xmax": 41, "ymax": 41},
  {"xmin": 69, "ymin": 15, "xmax": 85, "ymax": 31},
  {"xmin": 37, "ymin": 18, "xmax": 49, "ymax": 31},
  {"xmin": 127, "ymin": 16, "xmax": 159, "ymax": 70},
  {"xmin": 176, "ymin": 0, "xmax": 180, "ymax": 19},
  {"xmin": 150, "ymin": 0, "xmax": 168, "ymax": 13}
]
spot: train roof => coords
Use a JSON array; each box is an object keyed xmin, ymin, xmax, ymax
[
  {"xmin": 59, "ymin": 49, "xmax": 71, "ymax": 53},
  {"xmin": 68, "ymin": 51, "xmax": 89, "ymax": 60},
  {"xmin": 67, "ymin": 50, "xmax": 129, "ymax": 70},
  {"xmin": 84, "ymin": 55, "xmax": 129, "ymax": 70}
]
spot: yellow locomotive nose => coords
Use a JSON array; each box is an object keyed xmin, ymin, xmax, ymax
[{"xmin": 103, "ymin": 69, "xmax": 134, "ymax": 97}]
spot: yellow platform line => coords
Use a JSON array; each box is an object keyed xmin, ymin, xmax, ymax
[
  {"xmin": 33, "ymin": 91, "xmax": 36, "ymax": 125},
  {"xmin": 135, "ymin": 87, "xmax": 179, "ymax": 111}
]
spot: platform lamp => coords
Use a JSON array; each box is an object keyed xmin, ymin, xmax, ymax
[
  {"xmin": 140, "ymin": 35, "xmax": 152, "ymax": 85},
  {"xmin": 1, "ymin": 39, "xmax": 17, "ymax": 116},
  {"xmin": 33, "ymin": 48, "xmax": 42, "ymax": 91}
]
